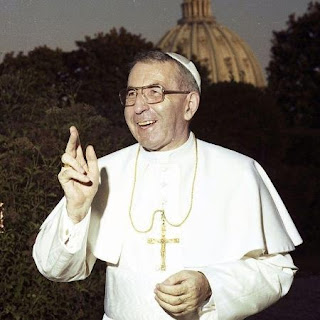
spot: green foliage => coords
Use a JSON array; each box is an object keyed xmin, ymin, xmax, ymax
[
  {"xmin": 66, "ymin": 27, "xmax": 155, "ymax": 122},
  {"xmin": 267, "ymin": 2, "xmax": 320, "ymax": 128},
  {"xmin": 0, "ymin": 70, "xmax": 130, "ymax": 319},
  {"xmin": 266, "ymin": 3, "xmax": 320, "ymax": 252},
  {"xmin": 1, "ymin": 27, "xmax": 155, "ymax": 125},
  {"xmin": 0, "ymin": 47, "xmax": 73, "ymax": 101}
]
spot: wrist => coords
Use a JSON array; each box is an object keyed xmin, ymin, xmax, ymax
[{"xmin": 66, "ymin": 202, "xmax": 90, "ymax": 224}]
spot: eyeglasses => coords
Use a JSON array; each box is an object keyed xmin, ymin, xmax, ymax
[{"xmin": 119, "ymin": 85, "xmax": 190, "ymax": 107}]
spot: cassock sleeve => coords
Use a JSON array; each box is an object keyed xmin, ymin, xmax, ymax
[
  {"xmin": 197, "ymin": 251, "xmax": 297, "ymax": 320},
  {"xmin": 32, "ymin": 198, "xmax": 96, "ymax": 282}
]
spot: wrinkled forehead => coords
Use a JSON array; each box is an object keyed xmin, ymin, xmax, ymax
[{"xmin": 127, "ymin": 61, "xmax": 180, "ymax": 88}]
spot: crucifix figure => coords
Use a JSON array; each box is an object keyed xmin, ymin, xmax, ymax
[{"xmin": 147, "ymin": 211, "xmax": 180, "ymax": 271}]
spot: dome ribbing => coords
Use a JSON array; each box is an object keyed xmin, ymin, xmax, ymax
[{"xmin": 157, "ymin": 0, "xmax": 265, "ymax": 87}]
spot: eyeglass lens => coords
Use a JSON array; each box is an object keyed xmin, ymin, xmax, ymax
[{"xmin": 121, "ymin": 86, "xmax": 164, "ymax": 106}]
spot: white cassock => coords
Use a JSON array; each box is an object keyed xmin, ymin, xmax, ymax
[{"xmin": 33, "ymin": 133, "xmax": 302, "ymax": 320}]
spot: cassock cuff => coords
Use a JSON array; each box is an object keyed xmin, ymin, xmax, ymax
[{"xmin": 60, "ymin": 206, "xmax": 91, "ymax": 253}]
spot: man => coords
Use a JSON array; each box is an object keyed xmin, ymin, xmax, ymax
[{"xmin": 33, "ymin": 51, "xmax": 302, "ymax": 320}]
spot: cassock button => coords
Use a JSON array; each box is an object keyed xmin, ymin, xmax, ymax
[{"xmin": 161, "ymin": 182, "xmax": 167, "ymax": 188}]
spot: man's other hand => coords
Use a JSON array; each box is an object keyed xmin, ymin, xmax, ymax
[{"xmin": 155, "ymin": 270, "xmax": 212, "ymax": 319}]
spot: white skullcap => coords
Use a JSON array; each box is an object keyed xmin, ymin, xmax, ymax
[{"xmin": 166, "ymin": 52, "xmax": 201, "ymax": 92}]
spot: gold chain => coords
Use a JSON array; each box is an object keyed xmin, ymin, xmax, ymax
[{"xmin": 129, "ymin": 135, "xmax": 198, "ymax": 233}]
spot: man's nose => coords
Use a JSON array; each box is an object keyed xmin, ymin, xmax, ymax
[{"xmin": 133, "ymin": 91, "xmax": 149, "ymax": 114}]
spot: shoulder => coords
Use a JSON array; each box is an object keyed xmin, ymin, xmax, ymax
[
  {"xmin": 197, "ymin": 138, "xmax": 265, "ymax": 191},
  {"xmin": 197, "ymin": 139, "xmax": 256, "ymax": 170},
  {"xmin": 97, "ymin": 143, "xmax": 139, "ymax": 169}
]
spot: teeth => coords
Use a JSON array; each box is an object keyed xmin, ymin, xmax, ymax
[{"xmin": 138, "ymin": 120, "xmax": 156, "ymax": 126}]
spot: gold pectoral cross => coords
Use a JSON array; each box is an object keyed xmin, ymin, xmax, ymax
[{"xmin": 147, "ymin": 211, "xmax": 180, "ymax": 271}]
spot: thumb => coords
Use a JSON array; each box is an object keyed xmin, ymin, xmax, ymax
[{"xmin": 162, "ymin": 270, "xmax": 188, "ymax": 285}]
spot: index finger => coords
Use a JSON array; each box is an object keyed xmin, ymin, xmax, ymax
[{"xmin": 65, "ymin": 126, "xmax": 80, "ymax": 157}]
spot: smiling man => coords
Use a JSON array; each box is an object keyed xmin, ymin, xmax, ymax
[
  {"xmin": 122, "ymin": 54, "xmax": 198, "ymax": 152},
  {"xmin": 33, "ymin": 51, "xmax": 302, "ymax": 320}
]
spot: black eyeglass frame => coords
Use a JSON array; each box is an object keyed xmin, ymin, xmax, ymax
[{"xmin": 119, "ymin": 84, "xmax": 190, "ymax": 107}]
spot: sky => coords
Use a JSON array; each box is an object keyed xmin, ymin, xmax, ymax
[{"xmin": 0, "ymin": 0, "xmax": 313, "ymax": 73}]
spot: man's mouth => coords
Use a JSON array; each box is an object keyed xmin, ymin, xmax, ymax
[{"xmin": 137, "ymin": 120, "xmax": 157, "ymax": 128}]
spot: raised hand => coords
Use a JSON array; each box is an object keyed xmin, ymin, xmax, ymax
[
  {"xmin": 58, "ymin": 126, "xmax": 99, "ymax": 223},
  {"xmin": 154, "ymin": 270, "xmax": 212, "ymax": 319}
]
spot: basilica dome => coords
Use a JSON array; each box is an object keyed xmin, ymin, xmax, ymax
[{"xmin": 157, "ymin": 0, "xmax": 265, "ymax": 87}]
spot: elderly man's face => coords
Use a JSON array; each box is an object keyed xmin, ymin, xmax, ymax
[{"xmin": 124, "ymin": 61, "xmax": 191, "ymax": 151}]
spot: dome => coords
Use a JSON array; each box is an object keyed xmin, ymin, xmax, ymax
[{"xmin": 157, "ymin": 0, "xmax": 265, "ymax": 87}]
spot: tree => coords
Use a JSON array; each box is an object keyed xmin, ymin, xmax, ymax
[
  {"xmin": 65, "ymin": 27, "xmax": 155, "ymax": 122},
  {"xmin": 1, "ymin": 28, "xmax": 155, "ymax": 124},
  {"xmin": 0, "ymin": 70, "xmax": 132, "ymax": 319},
  {"xmin": 267, "ymin": 2, "xmax": 320, "ymax": 128},
  {"xmin": 0, "ymin": 46, "xmax": 79, "ymax": 109}
]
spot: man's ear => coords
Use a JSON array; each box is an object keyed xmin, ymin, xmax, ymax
[{"xmin": 184, "ymin": 92, "xmax": 200, "ymax": 121}]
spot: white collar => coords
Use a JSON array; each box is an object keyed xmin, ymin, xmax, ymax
[{"xmin": 139, "ymin": 132, "xmax": 195, "ymax": 163}]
